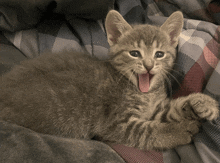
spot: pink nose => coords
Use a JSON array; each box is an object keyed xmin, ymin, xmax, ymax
[
  {"xmin": 143, "ymin": 59, "xmax": 154, "ymax": 72},
  {"xmin": 145, "ymin": 65, "xmax": 153, "ymax": 72}
]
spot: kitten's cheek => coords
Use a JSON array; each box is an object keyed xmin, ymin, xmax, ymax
[
  {"xmin": 149, "ymin": 74, "xmax": 160, "ymax": 87},
  {"xmin": 130, "ymin": 74, "xmax": 138, "ymax": 87},
  {"xmin": 149, "ymin": 69, "xmax": 157, "ymax": 75}
]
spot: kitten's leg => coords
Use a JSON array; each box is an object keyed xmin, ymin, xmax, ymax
[
  {"xmin": 168, "ymin": 93, "xmax": 219, "ymax": 121},
  {"xmin": 97, "ymin": 112, "xmax": 200, "ymax": 150},
  {"xmin": 146, "ymin": 120, "xmax": 200, "ymax": 150}
]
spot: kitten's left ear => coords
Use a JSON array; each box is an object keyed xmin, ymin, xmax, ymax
[
  {"xmin": 105, "ymin": 10, "xmax": 132, "ymax": 46},
  {"xmin": 160, "ymin": 11, "xmax": 184, "ymax": 47}
]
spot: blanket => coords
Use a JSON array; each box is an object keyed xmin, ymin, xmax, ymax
[{"xmin": 0, "ymin": 0, "xmax": 220, "ymax": 162}]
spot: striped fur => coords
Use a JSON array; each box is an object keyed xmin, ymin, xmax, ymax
[{"xmin": 0, "ymin": 11, "xmax": 218, "ymax": 150}]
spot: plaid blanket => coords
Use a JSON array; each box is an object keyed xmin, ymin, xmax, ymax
[{"xmin": 1, "ymin": 0, "xmax": 220, "ymax": 162}]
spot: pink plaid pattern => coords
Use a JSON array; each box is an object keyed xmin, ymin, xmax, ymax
[
  {"xmin": 110, "ymin": 144, "xmax": 164, "ymax": 163},
  {"xmin": 174, "ymin": 27, "xmax": 220, "ymax": 98}
]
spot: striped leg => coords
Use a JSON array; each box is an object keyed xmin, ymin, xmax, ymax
[{"xmin": 98, "ymin": 109, "xmax": 200, "ymax": 150}]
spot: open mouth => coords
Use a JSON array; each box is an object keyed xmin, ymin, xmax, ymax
[{"xmin": 137, "ymin": 72, "xmax": 154, "ymax": 93}]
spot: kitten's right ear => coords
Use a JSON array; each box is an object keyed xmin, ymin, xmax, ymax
[
  {"xmin": 160, "ymin": 11, "xmax": 184, "ymax": 47},
  {"xmin": 105, "ymin": 10, "xmax": 132, "ymax": 46}
]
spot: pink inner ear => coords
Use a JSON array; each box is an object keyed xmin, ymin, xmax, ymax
[
  {"xmin": 109, "ymin": 27, "xmax": 122, "ymax": 44},
  {"xmin": 110, "ymin": 37, "xmax": 118, "ymax": 44},
  {"xmin": 170, "ymin": 30, "xmax": 177, "ymax": 46}
]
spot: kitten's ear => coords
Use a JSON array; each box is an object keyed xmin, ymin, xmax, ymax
[
  {"xmin": 160, "ymin": 11, "xmax": 184, "ymax": 47},
  {"xmin": 105, "ymin": 10, "xmax": 132, "ymax": 46}
]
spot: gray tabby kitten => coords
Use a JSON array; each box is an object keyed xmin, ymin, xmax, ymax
[{"xmin": 0, "ymin": 10, "xmax": 219, "ymax": 150}]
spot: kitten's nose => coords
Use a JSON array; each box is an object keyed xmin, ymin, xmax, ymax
[
  {"xmin": 145, "ymin": 65, "xmax": 154, "ymax": 72},
  {"xmin": 144, "ymin": 60, "xmax": 154, "ymax": 72}
]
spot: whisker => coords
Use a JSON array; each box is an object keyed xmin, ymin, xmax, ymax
[
  {"xmin": 115, "ymin": 62, "xmax": 137, "ymax": 86},
  {"xmin": 116, "ymin": 70, "xmax": 130, "ymax": 86},
  {"xmin": 161, "ymin": 72, "xmax": 173, "ymax": 97},
  {"xmin": 165, "ymin": 67, "xmax": 184, "ymax": 76},
  {"xmin": 172, "ymin": 62, "xmax": 183, "ymax": 67},
  {"xmin": 163, "ymin": 69, "xmax": 182, "ymax": 88},
  {"xmin": 124, "ymin": 72, "xmax": 135, "ymax": 91},
  {"xmin": 120, "ymin": 61, "xmax": 141, "ymax": 91}
]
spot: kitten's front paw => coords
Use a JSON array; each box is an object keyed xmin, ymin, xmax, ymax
[
  {"xmin": 151, "ymin": 120, "xmax": 201, "ymax": 150},
  {"xmin": 182, "ymin": 93, "xmax": 219, "ymax": 121}
]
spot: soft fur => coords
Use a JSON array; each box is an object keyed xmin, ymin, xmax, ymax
[{"xmin": 0, "ymin": 10, "xmax": 219, "ymax": 150}]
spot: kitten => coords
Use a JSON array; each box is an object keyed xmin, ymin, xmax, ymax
[{"xmin": 0, "ymin": 10, "xmax": 219, "ymax": 150}]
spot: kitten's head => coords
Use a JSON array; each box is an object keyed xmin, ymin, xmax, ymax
[{"xmin": 105, "ymin": 10, "xmax": 183, "ymax": 93}]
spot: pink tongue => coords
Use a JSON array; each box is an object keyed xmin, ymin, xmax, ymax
[{"xmin": 138, "ymin": 73, "xmax": 150, "ymax": 93}]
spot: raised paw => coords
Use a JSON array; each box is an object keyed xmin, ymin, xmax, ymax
[{"xmin": 182, "ymin": 93, "xmax": 219, "ymax": 121}]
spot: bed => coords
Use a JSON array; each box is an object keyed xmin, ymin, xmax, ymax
[{"xmin": 0, "ymin": 0, "xmax": 220, "ymax": 162}]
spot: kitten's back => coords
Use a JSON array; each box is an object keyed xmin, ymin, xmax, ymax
[{"xmin": 0, "ymin": 52, "xmax": 129, "ymax": 138}]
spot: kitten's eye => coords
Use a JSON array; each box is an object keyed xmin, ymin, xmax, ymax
[
  {"xmin": 155, "ymin": 51, "xmax": 165, "ymax": 58},
  {"xmin": 129, "ymin": 51, "xmax": 142, "ymax": 58}
]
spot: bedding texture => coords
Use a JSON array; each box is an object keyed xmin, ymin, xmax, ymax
[{"xmin": 0, "ymin": 0, "xmax": 220, "ymax": 162}]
